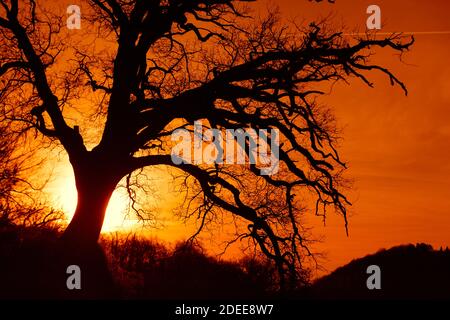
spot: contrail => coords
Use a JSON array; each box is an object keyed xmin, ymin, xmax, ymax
[{"xmin": 343, "ymin": 31, "xmax": 450, "ymax": 36}]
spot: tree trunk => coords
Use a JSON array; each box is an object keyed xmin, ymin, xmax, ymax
[{"xmin": 61, "ymin": 154, "xmax": 123, "ymax": 246}]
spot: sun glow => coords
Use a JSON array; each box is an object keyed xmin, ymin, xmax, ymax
[
  {"xmin": 51, "ymin": 168, "xmax": 138, "ymax": 233},
  {"xmin": 46, "ymin": 159, "xmax": 198, "ymax": 240}
]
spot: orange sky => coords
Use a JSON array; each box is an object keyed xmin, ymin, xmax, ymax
[
  {"xmin": 269, "ymin": 0, "xmax": 450, "ymax": 273},
  {"xmin": 44, "ymin": 0, "xmax": 450, "ymax": 275}
]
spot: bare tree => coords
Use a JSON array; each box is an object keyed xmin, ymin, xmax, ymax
[
  {"xmin": 0, "ymin": 124, "xmax": 20, "ymax": 224},
  {"xmin": 0, "ymin": 0, "xmax": 412, "ymax": 289},
  {"xmin": 0, "ymin": 121, "xmax": 63, "ymax": 228}
]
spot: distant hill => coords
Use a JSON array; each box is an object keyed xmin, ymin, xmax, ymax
[{"xmin": 306, "ymin": 243, "xmax": 450, "ymax": 300}]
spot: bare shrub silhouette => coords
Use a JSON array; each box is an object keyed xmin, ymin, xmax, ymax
[{"xmin": 102, "ymin": 234, "xmax": 280, "ymax": 299}]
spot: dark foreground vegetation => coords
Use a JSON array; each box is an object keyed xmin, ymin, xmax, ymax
[
  {"xmin": 0, "ymin": 219, "xmax": 280, "ymax": 299},
  {"xmin": 1, "ymin": 217, "xmax": 449, "ymax": 300}
]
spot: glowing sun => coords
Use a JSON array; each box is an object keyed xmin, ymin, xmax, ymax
[{"xmin": 51, "ymin": 168, "xmax": 137, "ymax": 232}]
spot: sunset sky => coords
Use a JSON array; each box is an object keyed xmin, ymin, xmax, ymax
[
  {"xmin": 279, "ymin": 0, "xmax": 450, "ymax": 272},
  {"xmin": 44, "ymin": 0, "xmax": 450, "ymax": 275}
]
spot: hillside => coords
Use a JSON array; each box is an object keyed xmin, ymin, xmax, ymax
[{"xmin": 307, "ymin": 243, "xmax": 450, "ymax": 300}]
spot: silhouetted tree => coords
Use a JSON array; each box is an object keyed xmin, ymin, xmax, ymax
[
  {"xmin": 0, "ymin": 0, "xmax": 412, "ymax": 289},
  {"xmin": 0, "ymin": 119, "xmax": 63, "ymax": 227},
  {"xmin": 0, "ymin": 124, "xmax": 20, "ymax": 223},
  {"xmin": 0, "ymin": 122, "xmax": 63, "ymax": 227}
]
